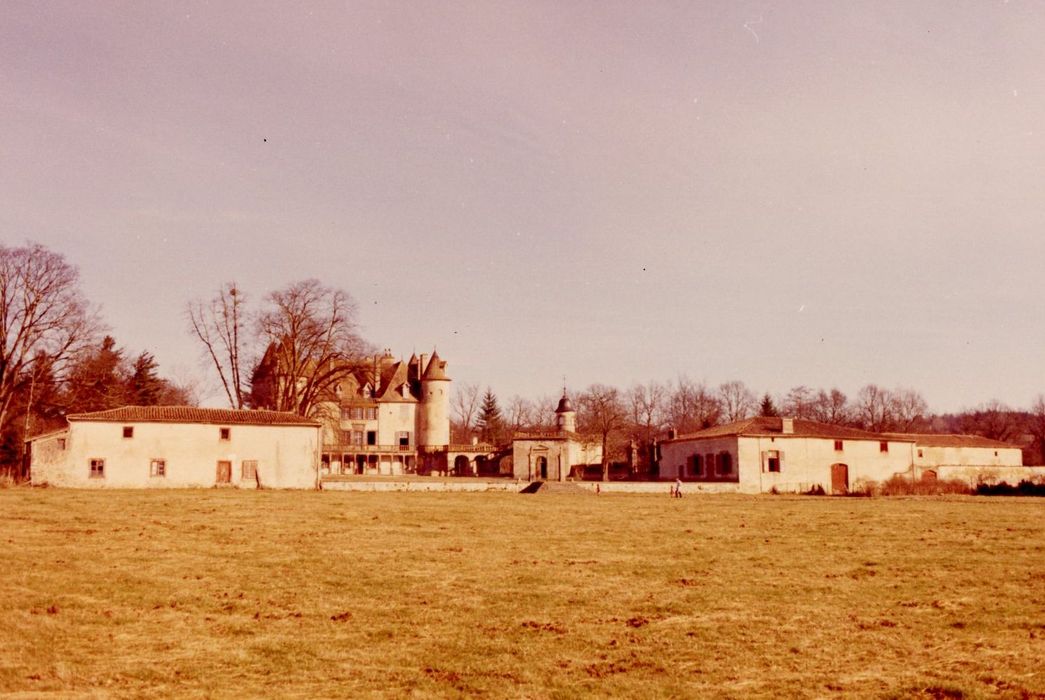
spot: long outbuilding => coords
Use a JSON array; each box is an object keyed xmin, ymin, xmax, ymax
[
  {"xmin": 28, "ymin": 406, "xmax": 322, "ymax": 489},
  {"xmin": 658, "ymin": 416, "xmax": 1029, "ymax": 494}
]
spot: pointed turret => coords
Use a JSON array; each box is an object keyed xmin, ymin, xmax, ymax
[{"xmin": 418, "ymin": 349, "xmax": 451, "ymax": 447}]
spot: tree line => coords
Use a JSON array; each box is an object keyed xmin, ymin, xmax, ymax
[{"xmin": 0, "ymin": 244, "xmax": 191, "ymax": 474}]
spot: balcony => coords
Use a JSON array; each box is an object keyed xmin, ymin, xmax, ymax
[{"xmin": 324, "ymin": 443, "xmax": 413, "ymax": 453}]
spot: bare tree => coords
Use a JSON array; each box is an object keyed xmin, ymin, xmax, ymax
[
  {"xmin": 667, "ymin": 376, "xmax": 720, "ymax": 433},
  {"xmin": 0, "ymin": 243, "xmax": 96, "ymax": 439},
  {"xmin": 255, "ymin": 279, "xmax": 367, "ymax": 416},
  {"xmin": 627, "ymin": 380, "xmax": 667, "ymax": 474},
  {"xmin": 889, "ymin": 387, "xmax": 929, "ymax": 432},
  {"xmin": 718, "ymin": 380, "xmax": 756, "ymax": 423},
  {"xmin": 957, "ymin": 400, "xmax": 1020, "ymax": 442},
  {"xmin": 854, "ymin": 384, "xmax": 893, "ymax": 432},
  {"xmin": 1028, "ymin": 395, "xmax": 1045, "ymax": 465},
  {"xmin": 811, "ymin": 388, "xmax": 850, "ymax": 425},
  {"xmin": 187, "ymin": 282, "xmax": 250, "ymax": 409},
  {"xmin": 783, "ymin": 385, "xmax": 817, "ymax": 419},
  {"xmin": 530, "ymin": 394, "xmax": 558, "ymax": 430},
  {"xmin": 577, "ymin": 383, "xmax": 626, "ymax": 481},
  {"xmin": 505, "ymin": 394, "xmax": 533, "ymax": 436},
  {"xmin": 450, "ymin": 382, "xmax": 481, "ymax": 440}
]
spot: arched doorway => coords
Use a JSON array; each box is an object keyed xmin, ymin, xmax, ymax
[
  {"xmin": 536, "ymin": 456, "xmax": 548, "ymax": 480},
  {"xmin": 831, "ymin": 463, "xmax": 849, "ymax": 494},
  {"xmin": 453, "ymin": 455, "xmax": 470, "ymax": 476}
]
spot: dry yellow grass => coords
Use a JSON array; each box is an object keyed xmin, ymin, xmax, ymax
[{"xmin": 1, "ymin": 489, "xmax": 1042, "ymax": 698}]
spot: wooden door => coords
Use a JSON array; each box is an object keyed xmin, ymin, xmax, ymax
[
  {"xmin": 831, "ymin": 463, "xmax": 848, "ymax": 494},
  {"xmin": 216, "ymin": 460, "xmax": 232, "ymax": 484}
]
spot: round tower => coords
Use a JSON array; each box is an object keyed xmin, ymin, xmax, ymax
[
  {"xmin": 418, "ymin": 350, "xmax": 451, "ymax": 447},
  {"xmin": 555, "ymin": 390, "xmax": 576, "ymax": 433}
]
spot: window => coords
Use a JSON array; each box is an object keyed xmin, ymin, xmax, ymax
[
  {"xmin": 57, "ymin": 438, "xmax": 67, "ymax": 450},
  {"xmin": 690, "ymin": 454, "xmax": 703, "ymax": 477},
  {"xmin": 242, "ymin": 460, "xmax": 258, "ymax": 480},
  {"xmin": 351, "ymin": 429, "xmax": 364, "ymax": 446},
  {"xmin": 220, "ymin": 427, "xmax": 231, "ymax": 441},
  {"xmin": 717, "ymin": 452, "xmax": 732, "ymax": 476},
  {"xmin": 766, "ymin": 450, "xmax": 780, "ymax": 473},
  {"xmin": 347, "ymin": 407, "xmax": 364, "ymax": 420},
  {"xmin": 367, "ymin": 430, "xmax": 377, "ymax": 446},
  {"xmin": 834, "ymin": 440, "xmax": 843, "ymax": 452},
  {"xmin": 89, "ymin": 458, "xmax": 105, "ymax": 478},
  {"xmin": 123, "ymin": 426, "xmax": 134, "ymax": 439},
  {"xmin": 397, "ymin": 431, "xmax": 411, "ymax": 449},
  {"xmin": 150, "ymin": 459, "xmax": 166, "ymax": 477},
  {"xmin": 365, "ymin": 407, "xmax": 379, "ymax": 420},
  {"xmin": 879, "ymin": 441, "xmax": 888, "ymax": 453}
]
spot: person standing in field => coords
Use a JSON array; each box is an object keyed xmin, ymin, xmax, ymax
[{"xmin": 674, "ymin": 477, "xmax": 683, "ymax": 498}]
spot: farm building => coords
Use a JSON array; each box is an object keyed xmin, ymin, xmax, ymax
[
  {"xmin": 28, "ymin": 406, "xmax": 322, "ymax": 489},
  {"xmin": 511, "ymin": 392, "xmax": 602, "ymax": 481},
  {"xmin": 658, "ymin": 417, "xmax": 1028, "ymax": 494}
]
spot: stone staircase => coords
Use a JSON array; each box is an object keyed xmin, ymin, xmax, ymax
[{"xmin": 519, "ymin": 480, "xmax": 593, "ymax": 495}]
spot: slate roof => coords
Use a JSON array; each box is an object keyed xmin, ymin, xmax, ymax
[
  {"xmin": 421, "ymin": 350, "xmax": 450, "ymax": 381},
  {"xmin": 66, "ymin": 406, "xmax": 321, "ymax": 427}
]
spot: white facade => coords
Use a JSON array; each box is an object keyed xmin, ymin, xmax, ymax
[
  {"xmin": 659, "ymin": 417, "xmax": 1027, "ymax": 494},
  {"xmin": 30, "ymin": 407, "xmax": 321, "ymax": 489}
]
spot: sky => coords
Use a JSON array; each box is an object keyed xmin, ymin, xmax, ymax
[{"xmin": 2, "ymin": 1, "xmax": 1044, "ymax": 412}]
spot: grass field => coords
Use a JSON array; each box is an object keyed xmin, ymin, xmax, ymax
[{"xmin": 1, "ymin": 489, "xmax": 1042, "ymax": 699}]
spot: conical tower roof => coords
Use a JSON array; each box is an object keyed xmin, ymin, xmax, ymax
[{"xmin": 421, "ymin": 350, "xmax": 450, "ymax": 381}]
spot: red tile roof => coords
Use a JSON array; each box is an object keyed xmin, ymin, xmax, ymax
[
  {"xmin": 883, "ymin": 433, "xmax": 1020, "ymax": 449},
  {"xmin": 665, "ymin": 417, "xmax": 911, "ymax": 443},
  {"xmin": 66, "ymin": 406, "xmax": 320, "ymax": 427}
]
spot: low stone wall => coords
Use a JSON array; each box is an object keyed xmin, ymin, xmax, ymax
[
  {"xmin": 319, "ymin": 477, "xmax": 742, "ymax": 494},
  {"xmin": 320, "ymin": 477, "xmax": 523, "ymax": 492}
]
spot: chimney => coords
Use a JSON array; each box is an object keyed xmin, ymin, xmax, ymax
[
  {"xmin": 419, "ymin": 353, "xmax": 429, "ymax": 376},
  {"xmin": 782, "ymin": 417, "xmax": 794, "ymax": 435},
  {"xmin": 667, "ymin": 427, "xmax": 677, "ymax": 440}
]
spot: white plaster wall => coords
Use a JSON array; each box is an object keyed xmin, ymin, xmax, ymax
[
  {"xmin": 34, "ymin": 421, "xmax": 320, "ymax": 489},
  {"xmin": 915, "ymin": 445, "xmax": 1022, "ymax": 468},
  {"xmin": 934, "ymin": 465, "xmax": 1043, "ymax": 485},
  {"xmin": 750, "ymin": 437, "xmax": 914, "ymax": 494},
  {"xmin": 660, "ymin": 435, "xmax": 914, "ymax": 494},
  {"xmin": 378, "ymin": 402, "xmax": 417, "ymax": 446},
  {"xmin": 418, "ymin": 379, "xmax": 450, "ymax": 446}
]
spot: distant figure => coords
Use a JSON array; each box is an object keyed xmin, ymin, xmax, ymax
[
  {"xmin": 674, "ymin": 477, "xmax": 683, "ymax": 498},
  {"xmin": 595, "ymin": 483, "xmax": 601, "ymax": 495}
]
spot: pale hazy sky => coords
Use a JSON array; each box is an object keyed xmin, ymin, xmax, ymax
[{"xmin": 2, "ymin": 1, "xmax": 1043, "ymax": 411}]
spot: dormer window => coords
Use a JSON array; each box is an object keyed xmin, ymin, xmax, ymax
[
  {"xmin": 363, "ymin": 384, "xmax": 372, "ymax": 398},
  {"xmin": 123, "ymin": 426, "xmax": 134, "ymax": 439},
  {"xmin": 400, "ymin": 384, "xmax": 409, "ymax": 398},
  {"xmin": 220, "ymin": 427, "xmax": 231, "ymax": 441}
]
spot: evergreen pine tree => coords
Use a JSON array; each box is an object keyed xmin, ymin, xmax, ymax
[
  {"xmin": 759, "ymin": 392, "xmax": 779, "ymax": 417},
  {"xmin": 476, "ymin": 388, "xmax": 503, "ymax": 445}
]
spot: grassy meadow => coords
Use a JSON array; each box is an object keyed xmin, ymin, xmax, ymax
[{"xmin": 1, "ymin": 489, "xmax": 1042, "ymax": 699}]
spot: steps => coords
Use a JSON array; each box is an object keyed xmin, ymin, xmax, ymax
[{"xmin": 520, "ymin": 480, "xmax": 593, "ymax": 495}]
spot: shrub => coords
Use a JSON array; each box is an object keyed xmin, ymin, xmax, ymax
[
  {"xmin": 975, "ymin": 480, "xmax": 1045, "ymax": 497},
  {"xmin": 878, "ymin": 474, "xmax": 971, "ymax": 496}
]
